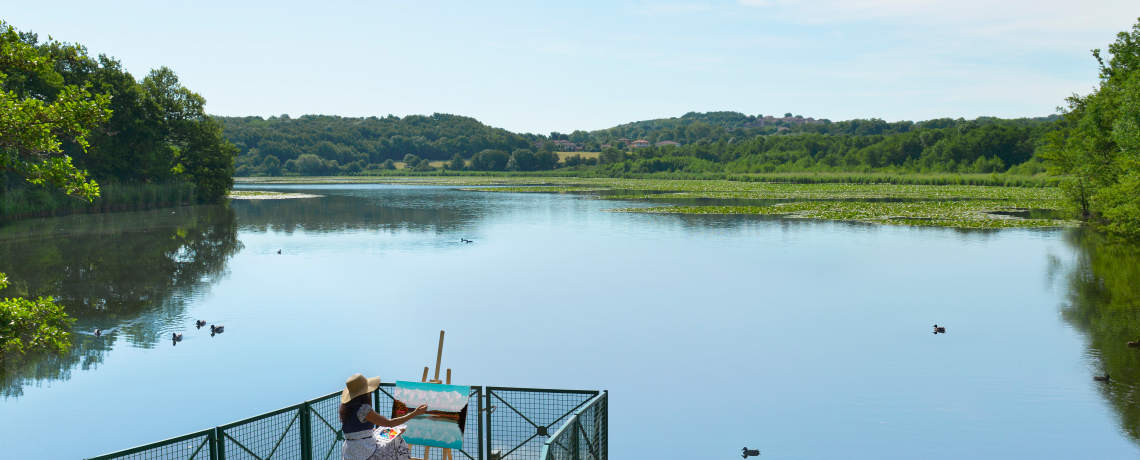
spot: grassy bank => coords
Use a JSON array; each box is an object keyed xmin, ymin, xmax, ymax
[
  {"xmin": 249, "ymin": 170, "xmax": 1059, "ymax": 187},
  {"xmin": 0, "ymin": 183, "xmax": 197, "ymax": 220}
]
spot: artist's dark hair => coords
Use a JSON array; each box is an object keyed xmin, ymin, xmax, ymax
[{"xmin": 339, "ymin": 393, "xmax": 372, "ymax": 423}]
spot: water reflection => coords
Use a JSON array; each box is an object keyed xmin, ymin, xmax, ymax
[
  {"xmin": 1061, "ymin": 229, "xmax": 1140, "ymax": 443},
  {"xmin": 231, "ymin": 191, "xmax": 484, "ymax": 234},
  {"xmin": 0, "ymin": 205, "xmax": 242, "ymax": 397}
]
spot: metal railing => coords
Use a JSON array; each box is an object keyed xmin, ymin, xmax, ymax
[
  {"xmin": 484, "ymin": 388, "xmax": 600, "ymax": 460},
  {"xmin": 538, "ymin": 393, "xmax": 607, "ymax": 460},
  {"xmin": 86, "ymin": 386, "xmax": 602, "ymax": 460}
]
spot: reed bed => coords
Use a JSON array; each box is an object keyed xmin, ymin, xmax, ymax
[{"xmin": 0, "ymin": 183, "xmax": 197, "ymax": 220}]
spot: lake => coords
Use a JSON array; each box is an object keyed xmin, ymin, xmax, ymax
[{"xmin": 0, "ymin": 183, "xmax": 1137, "ymax": 459}]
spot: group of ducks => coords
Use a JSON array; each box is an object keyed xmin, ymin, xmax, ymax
[
  {"xmin": 170, "ymin": 321, "xmax": 224, "ymax": 346},
  {"xmin": 91, "ymin": 320, "xmax": 224, "ymax": 346}
]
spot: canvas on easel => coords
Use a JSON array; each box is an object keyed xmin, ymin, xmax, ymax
[{"xmin": 394, "ymin": 380, "xmax": 470, "ymax": 449}]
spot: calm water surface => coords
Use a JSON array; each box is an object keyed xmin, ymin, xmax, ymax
[{"xmin": 1, "ymin": 184, "xmax": 1137, "ymax": 459}]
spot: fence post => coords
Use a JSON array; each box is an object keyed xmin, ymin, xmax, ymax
[
  {"xmin": 301, "ymin": 402, "xmax": 313, "ymax": 460},
  {"xmin": 215, "ymin": 426, "xmax": 226, "ymax": 460},
  {"xmin": 571, "ymin": 418, "xmax": 580, "ymax": 460},
  {"xmin": 602, "ymin": 392, "xmax": 608, "ymax": 460},
  {"xmin": 485, "ymin": 390, "xmax": 492, "ymax": 460},
  {"xmin": 476, "ymin": 386, "xmax": 484, "ymax": 460},
  {"xmin": 209, "ymin": 427, "xmax": 218, "ymax": 460}
]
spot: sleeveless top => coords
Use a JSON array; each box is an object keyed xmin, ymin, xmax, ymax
[{"xmin": 343, "ymin": 403, "xmax": 376, "ymax": 434}]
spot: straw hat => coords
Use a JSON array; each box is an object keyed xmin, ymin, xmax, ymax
[{"xmin": 342, "ymin": 373, "xmax": 381, "ymax": 404}]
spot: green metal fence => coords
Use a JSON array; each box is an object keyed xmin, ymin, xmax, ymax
[
  {"xmin": 538, "ymin": 393, "xmax": 607, "ymax": 460},
  {"xmin": 484, "ymin": 388, "xmax": 600, "ymax": 460},
  {"xmin": 87, "ymin": 385, "xmax": 601, "ymax": 460},
  {"xmin": 86, "ymin": 428, "xmax": 216, "ymax": 460}
]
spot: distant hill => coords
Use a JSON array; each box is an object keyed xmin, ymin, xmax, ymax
[
  {"xmin": 218, "ymin": 111, "xmax": 1062, "ymax": 176},
  {"xmin": 219, "ymin": 113, "xmax": 534, "ymax": 175}
]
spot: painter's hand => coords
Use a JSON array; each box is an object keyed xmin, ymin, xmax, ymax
[{"xmin": 414, "ymin": 404, "xmax": 428, "ymax": 416}]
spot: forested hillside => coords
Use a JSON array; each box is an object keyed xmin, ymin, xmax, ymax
[
  {"xmin": 221, "ymin": 114, "xmax": 533, "ymax": 175},
  {"xmin": 590, "ymin": 115, "xmax": 1060, "ymax": 175},
  {"xmin": 221, "ymin": 110, "xmax": 1061, "ymax": 176}
]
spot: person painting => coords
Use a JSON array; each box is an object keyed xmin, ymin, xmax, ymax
[{"xmin": 340, "ymin": 373, "xmax": 427, "ymax": 460}]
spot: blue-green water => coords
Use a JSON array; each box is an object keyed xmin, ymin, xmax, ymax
[{"xmin": 0, "ymin": 184, "xmax": 1137, "ymax": 459}]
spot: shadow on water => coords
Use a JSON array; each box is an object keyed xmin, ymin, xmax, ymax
[
  {"xmin": 1060, "ymin": 229, "xmax": 1140, "ymax": 444},
  {"xmin": 0, "ymin": 205, "xmax": 242, "ymax": 398}
]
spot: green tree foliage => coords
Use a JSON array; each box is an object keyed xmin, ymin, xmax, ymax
[
  {"xmin": 446, "ymin": 153, "xmax": 466, "ymax": 171},
  {"xmin": 1043, "ymin": 19, "xmax": 1140, "ymax": 236},
  {"xmin": 598, "ymin": 147, "xmax": 625, "ymax": 165},
  {"xmin": 2, "ymin": 23, "xmax": 236, "ymax": 203},
  {"xmin": 506, "ymin": 149, "xmax": 536, "ymax": 171},
  {"xmin": 468, "ymin": 149, "xmax": 510, "ymax": 171},
  {"xmin": 0, "ymin": 273, "xmax": 73, "ymax": 361},
  {"xmin": 0, "ymin": 23, "xmax": 108, "ymax": 200}
]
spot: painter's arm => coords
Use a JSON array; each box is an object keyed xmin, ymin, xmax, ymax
[{"xmin": 366, "ymin": 404, "xmax": 427, "ymax": 428}]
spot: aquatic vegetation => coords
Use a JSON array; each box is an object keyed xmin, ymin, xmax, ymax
[
  {"xmin": 227, "ymin": 191, "xmax": 324, "ymax": 199},
  {"xmin": 239, "ymin": 176, "xmax": 1074, "ymax": 229},
  {"xmin": 460, "ymin": 186, "xmax": 610, "ymax": 193},
  {"xmin": 612, "ymin": 201, "xmax": 1080, "ymax": 228}
]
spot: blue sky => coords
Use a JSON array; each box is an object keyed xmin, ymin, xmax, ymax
[{"xmin": 7, "ymin": 1, "xmax": 1138, "ymax": 133}]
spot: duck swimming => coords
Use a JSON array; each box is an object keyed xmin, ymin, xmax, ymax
[
  {"xmin": 1095, "ymin": 373, "xmax": 1111, "ymax": 382},
  {"xmin": 210, "ymin": 325, "xmax": 224, "ymax": 335},
  {"xmin": 172, "ymin": 333, "xmax": 183, "ymax": 342},
  {"xmin": 195, "ymin": 320, "xmax": 206, "ymax": 329},
  {"xmin": 1128, "ymin": 341, "xmax": 1140, "ymax": 348},
  {"xmin": 93, "ymin": 329, "xmax": 102, "ymax": 337},
  {"xmin": 933, "ymin": 325, "xmax": 946, "ymax": 334}
]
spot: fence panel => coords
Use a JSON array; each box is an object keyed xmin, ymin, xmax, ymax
[
  {"xmin": 87, "ymin": 429, "xmax": 216, "ymax": 460},
  {"xmin": 217, "ymin": 405, "xmax": 304, "ymax": 460},
  {"xmin": 306, "ymin": 391, "xmax": 344, "ymax": 460},
  {"xmin": 485, "ymin": 388, "xmax": 599, "ymax": 460},
  {"xmin": 540, "ymin": 392, "xmax": 607, "ymax": 460}
]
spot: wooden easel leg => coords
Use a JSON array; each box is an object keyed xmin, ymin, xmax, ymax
[{"xmin": 408, "ymin": 331, "xmax": 460, "ymax": 460}]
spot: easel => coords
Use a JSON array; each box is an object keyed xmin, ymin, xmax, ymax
[{"xmin": 410, "ymin": 330, "xmax": 454, "ymax": 460}]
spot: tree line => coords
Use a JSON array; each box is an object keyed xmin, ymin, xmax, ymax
[
  {"xmin": 1, "ymin": 23, "xmax": 236, "ymax": 203},
  {"xmin": 222, "ymin": 109, "xmax": 1063, "ymax": 176},
  {"xmin": 221, "ymin": 114, "xmax": 536, "ymax": 176}
]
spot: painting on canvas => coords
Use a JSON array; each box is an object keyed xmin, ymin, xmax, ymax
[{"xmin": 392, "ymin": 380, "xmax": 470, "ymax": 449}]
